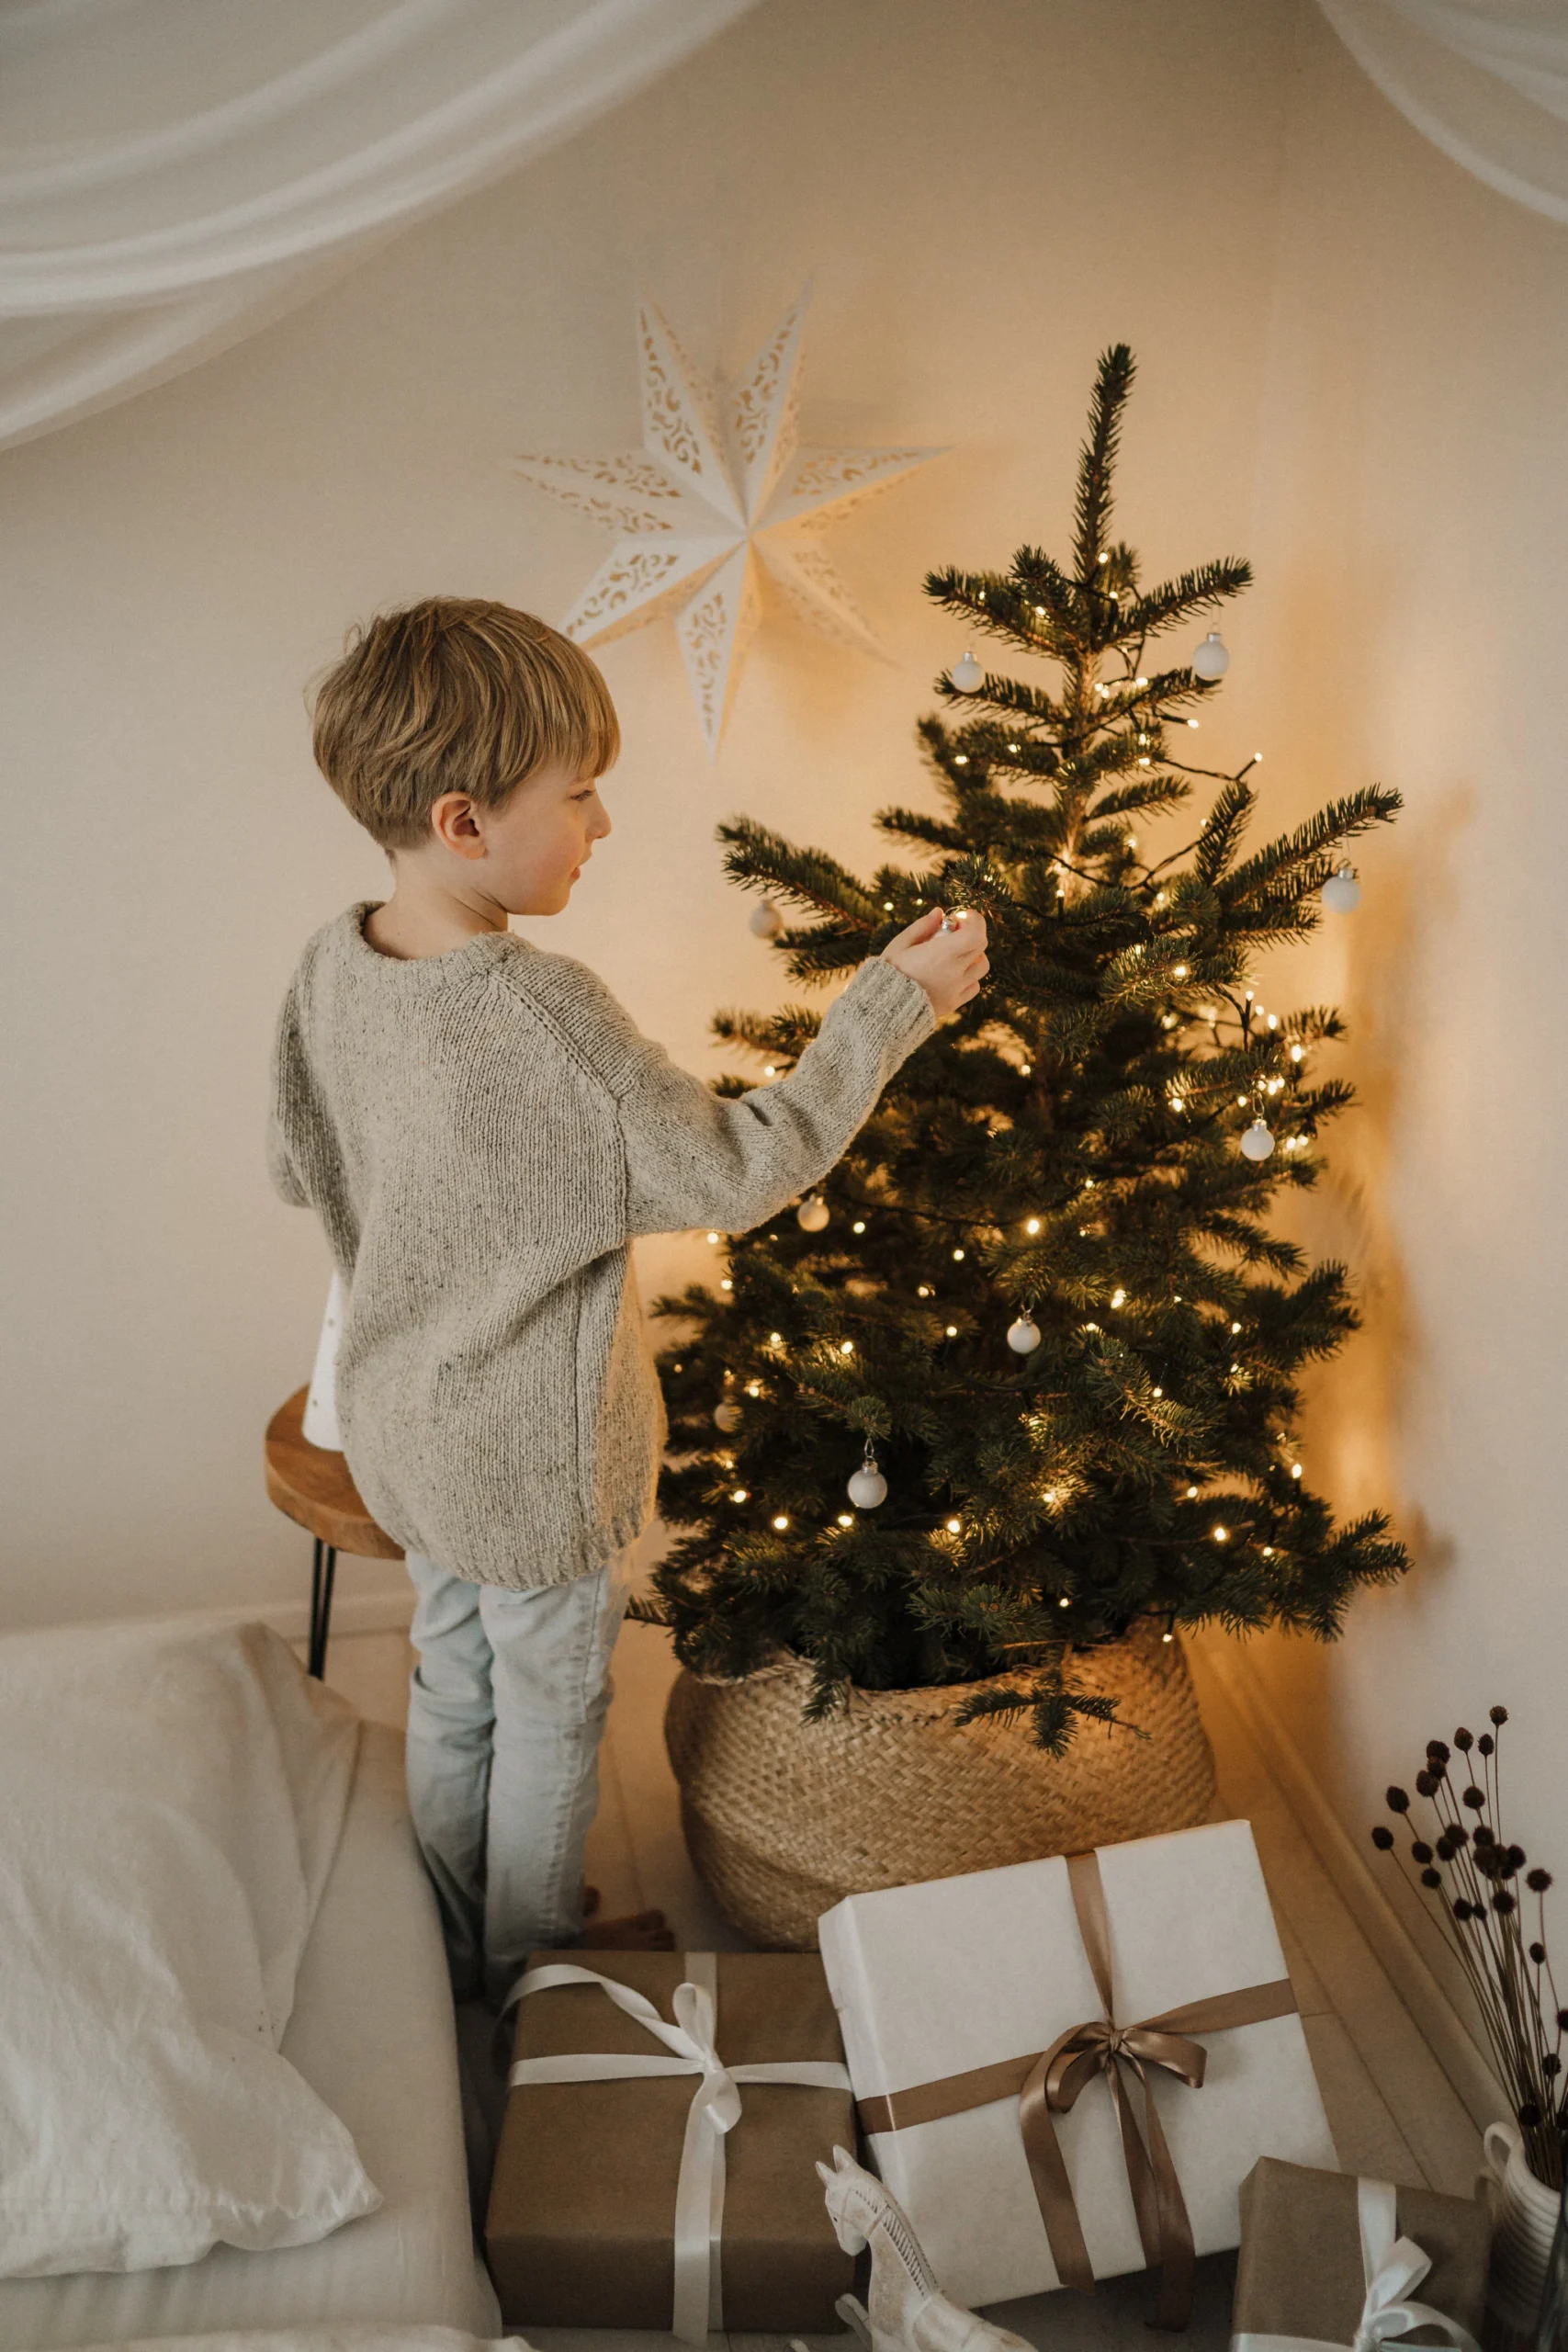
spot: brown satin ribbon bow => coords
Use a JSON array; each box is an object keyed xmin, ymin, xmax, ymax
[{"xmin": 856, "ymin": 1848, "xmax": 1297, "ymax": 2332}]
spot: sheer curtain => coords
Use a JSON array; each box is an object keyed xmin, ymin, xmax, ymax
[
  {"xmin": 0, "ymin": 0, "xmax": 757, "ymax": 452},
  {"xmin": 1317, "ymin": 0, "xmax": 1568, "ymax": 224}
]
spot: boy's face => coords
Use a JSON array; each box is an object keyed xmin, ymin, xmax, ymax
[{"xmin": 430, "ymin": 759, "xmax": 612, "ymax": 917}]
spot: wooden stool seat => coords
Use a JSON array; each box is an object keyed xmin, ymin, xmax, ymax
[{"xmin": 265, "ymin": 1385, "xmax": 402, "ymax": 1676}]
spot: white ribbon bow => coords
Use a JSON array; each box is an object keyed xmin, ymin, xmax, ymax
[
  {"xmin": 503, "ymin": 1953, "xmax": 851, "ymax": 2345},
  {"xmin": 1233, "ymin": 2177, "xmax": 1482, "ymax": 2352}
]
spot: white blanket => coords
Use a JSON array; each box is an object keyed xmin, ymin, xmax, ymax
[{"xmin": 0, "ymin": 1617, "xmax": 378, "ymax": 2277}]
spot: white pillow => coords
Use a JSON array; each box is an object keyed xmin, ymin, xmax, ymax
[{"xmin": 0, "ymin": 1616, "xmax": 380, "ymax": 2276}]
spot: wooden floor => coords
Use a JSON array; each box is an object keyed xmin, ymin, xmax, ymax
[{"xmin": 305, "ymin": 1617, "xmax": 1485, "ymax": 2352}]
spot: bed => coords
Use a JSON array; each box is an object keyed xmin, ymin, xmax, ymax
[{"xmin": 0, "ymin": 1713, "xmax": 502, "ymax": 2349}]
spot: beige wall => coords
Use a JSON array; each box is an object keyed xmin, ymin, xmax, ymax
[
  {"xmin": 1235, "ymin": 6, "xmax": 1568, "ymax": 1893},
  {"xmin": 2, "ymin": 0, "xmax": 1560, "ymax": 1897}
]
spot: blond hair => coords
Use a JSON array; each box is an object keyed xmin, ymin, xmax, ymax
[{"xmin": 310, "ymin": 598, "xmax": 619, "ymax": 850}]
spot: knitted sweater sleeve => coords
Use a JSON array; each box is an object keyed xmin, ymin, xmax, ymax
[
  {"xmin": 537, "ymin": 953, "xmax": 935, "ymax": 1238},
  {"xmin": 265, "ymin": 983, "xmax": 310, "ymax": 1207}
]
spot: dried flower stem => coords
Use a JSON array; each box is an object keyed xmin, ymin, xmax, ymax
[{"xmin": 1371, "ymin": 1713, "xmax": 1562, "ymax": 2188}]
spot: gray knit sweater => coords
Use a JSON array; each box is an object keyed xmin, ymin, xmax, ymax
[{"xmin": 267, "ymin": 903, "xmax": 934, "ymax": 1589}]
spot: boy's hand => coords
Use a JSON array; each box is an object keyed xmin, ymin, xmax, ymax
[{"xmin": 881, "ymin": 908, "xmax": 988, "ymax": 1023}]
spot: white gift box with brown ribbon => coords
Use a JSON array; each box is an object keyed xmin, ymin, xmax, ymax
[{"xmin": 818, "ymin": 1818, "xmax": 1337, "ymax": 2317}]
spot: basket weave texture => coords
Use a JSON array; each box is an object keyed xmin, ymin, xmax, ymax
[{"xmin": 664, "ymin": 1621, "xmax": 1217, "ymax": 1950}]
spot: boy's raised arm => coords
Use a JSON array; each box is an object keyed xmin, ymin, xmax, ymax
[{"xmin": 548, "ymin": 910, "xmax": 987, "ymax": 1239}]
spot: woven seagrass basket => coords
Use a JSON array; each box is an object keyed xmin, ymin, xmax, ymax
[{"xmin": 663, "ymin": 1619, "xmax": 1216, "ymax": 1950}]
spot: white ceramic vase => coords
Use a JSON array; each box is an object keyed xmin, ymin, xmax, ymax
[{"xmin": 1482, "ymin": 2118, "xmax": 1562, "ymax": 2335}]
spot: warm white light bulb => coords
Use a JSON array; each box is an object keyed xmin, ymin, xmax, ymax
[
  {"xmin": 1213, "ymin": 1524, "xmax": 1229, "ymax": 1543},
  {"xmin": 773, "ymin": 1514, "xmax": 789, "ymax": 1531},
  {"xmin": 838, "ymin": 1512, "xmax": 853, "ymax": 1528},
  {"xmin": 706, "ymin": 1231, "xmax": 720, "ymax": 1245},
  {"xmin": 1025, "ymin": 1217, "xmax": 1042, "ymax": 1236},
  {"xmin": 840, "ymin": 1340, "xmax": 854, "ymax": 1356},
  {"xmin": 945, "ymin": 1324, "xmax": 958, "ymax": 1338},
  {"xmin": 731, "ymin": 1487, "xmax": 749, "ymax": 1503},
  {"xmin": 852, "ymin": 1220, "xmax": 866, "ymax": 1234},
  {"xmin": 946, "ymin": 1517, "xmax": 962, "ymax": 1533},
  {"xmin": 953, "ymin": 1248, "xmax": 965, "ymax": 1261}
]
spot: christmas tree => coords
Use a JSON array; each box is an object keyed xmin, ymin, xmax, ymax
[{"xmin": 649, "ymin": 345, "xmax": 1408, "ymax": 1752}]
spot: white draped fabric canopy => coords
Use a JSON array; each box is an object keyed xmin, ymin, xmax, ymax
[
  {"xmin": 0, "ymin": 0, "xmax": 1562, "ymax": 457},
  {"xmin": 1316, "ymin": 0, "xmax": 1568, "ymax": 224},
  {"xmin": 0, "ymin": 0, "xmax": 757, "ymax": 452}
]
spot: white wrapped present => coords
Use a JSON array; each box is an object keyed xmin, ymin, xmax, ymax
[{"xmin": 818, "ymin": 1819, "xmax": 1336, "ymax": 2321}]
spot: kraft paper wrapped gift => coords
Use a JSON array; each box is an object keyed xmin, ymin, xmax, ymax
[
  {"xmin": 1232, "ymin": 2157, "xmax": 1490, "ymax": 2351},
  {"xmin": 818, "ymin": 1818, "xmax": 1337, "ymax": 2319},
  {"xmin": 484, "ymin": 1949, "xmax": 857, "ymax": 2338}
]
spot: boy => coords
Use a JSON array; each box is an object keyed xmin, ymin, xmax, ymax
[{"xmin": 267, "ymin": 598, "xmax": 987, "ymax": 2005}]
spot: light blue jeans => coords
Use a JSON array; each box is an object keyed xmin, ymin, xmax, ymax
[{"xmin": 403, "ymin": 1547, "xmax": 632, "ymax": 2005}]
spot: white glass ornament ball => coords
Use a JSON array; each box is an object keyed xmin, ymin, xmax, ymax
[
  {"xmin": 1240, "ymin": 1118, "xmax": 1276, "ymax": 1162},
  {"xmin": 749, "ymin": 898, "xmax": 785, "ymax": 941},
  {"xmin": 1323, "ymin": 864, "xmax": 1361, "ymax": 914},
  {"xmin": 796, "ymin": 1193, "xmax": 830, "ymax": 1233},
  {"xmin": 1192, "ymin": 630, "xmax": 1230, "ymax": 682},
  {"xmin": 848, "ymin": 1464, "xmax": 888, "ymax": 1510},
  {"xmin": 713, "ymin": 1400, "xmax": 742, "ymax": 1431},
  {"xmin": 951, "ymin": 650, "xmax": 983, "ymax": 692},
  {"xmin": 1007, "ymin": 1316, "xmax": 1043, "ymax": 1354}
]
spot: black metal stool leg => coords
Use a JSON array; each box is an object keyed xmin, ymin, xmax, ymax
[
  {"xmin": 308, "ymin": 1539, "xmax": 325, "ymax": 1677},
  {"xmin": 313, "ymin": 1544, "xmax": 338, "ymax": 1679}
]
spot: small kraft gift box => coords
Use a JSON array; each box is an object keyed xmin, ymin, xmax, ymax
[
  {"xmin": 1232, "ymin": 2157, "xmax": 1490, "ymax": 2352},
  {"xmin": 818, "ymin": 1818, "xmax": 1337, "ymax": 2325},
  {"xmin": 484, "ymin": 1949, "xmax": 858, "ymax": 2339}
]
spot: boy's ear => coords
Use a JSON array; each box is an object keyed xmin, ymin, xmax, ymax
[{"xmin": 429, "ymin": 792, "xmax": 487, "ymax": 859}]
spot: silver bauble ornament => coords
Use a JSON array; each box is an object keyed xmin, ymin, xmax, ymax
[
  {"xmin": 951, "ymin": 650, "xmax": 982, "ymax": 692},
  {"xmin": 749, "ymin": 898, "xmax": 785, "ymax": 940},
  {"xmin": 1322, "ymin": 863, "xmax": 1361, "ymax": 914},
  {"xmin": 1240, "ymin": 1118, "xmax": 1275, "ymax": 1162},
  {"xmin": 1007, "ymin": 1315, "xmax": 1042, "ymax": 1354},
  {"xmin": 713, "ymin": 1400, "xmax": 742, "ymax": 1431},
  {"xmin": 796, "ymin": 1193, "xmax": 830, "ymax": 1233},
  {"xmin": 1192, "ymin": 630, "xmax": 1230, "ymax": 682},
  {"xmin": 848, "ymin": 1463, "xmax": 887, "ymax": 1510}
]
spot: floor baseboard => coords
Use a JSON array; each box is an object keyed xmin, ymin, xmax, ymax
[
  {"xmin": 1194, "ymin": 1633, "xmax": 1504, "ymax": 2133},
  {"xmin": 22, "ymin": 1586, "xmax": 417, "ymax": 1647}
]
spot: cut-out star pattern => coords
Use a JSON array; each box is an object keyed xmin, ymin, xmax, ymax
[{"xmin": 514, "ymin": 290, "xmax": 943, "ymax": 755}]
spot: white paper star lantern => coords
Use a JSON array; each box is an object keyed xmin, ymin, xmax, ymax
[{"xmin": 514, "ymin": 290, "xmax": 944, "ymax": 755}]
